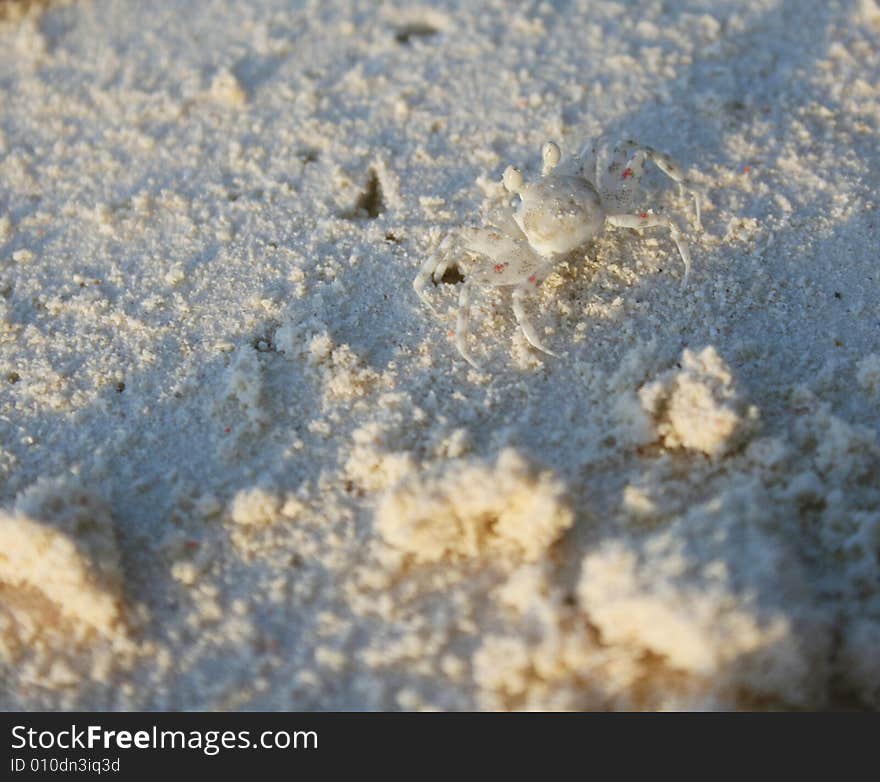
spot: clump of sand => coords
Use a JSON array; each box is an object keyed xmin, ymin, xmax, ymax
[
  {"xmin": 229, "ymin": 486, "xmax": 282, "ymax": 526},
  {"xmin": 577, "ymin": 510, "xmax": 829, "ymax": 708},
  {"xmin": 376, "ymin": 449, "xmax": 573, "ymax": 563},
  {"xmin": 639, "ymin": 346, "xmax": 759, "ymax": 457},
  {"xmin": 0, "ymin": 476, "xmax": 133, "ymax": 691}
]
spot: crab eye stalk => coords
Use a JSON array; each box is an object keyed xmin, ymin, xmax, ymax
[
  {"xmin": 502, "ymin": 166, "xmax": 524, "ymax": 194},
  {"xmin": 541, "ymin": 141, "xmax": 561, "ymax": 175}
]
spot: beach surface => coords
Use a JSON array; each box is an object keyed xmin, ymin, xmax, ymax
[{"xmin": 1, "ymin": 0, "xmax": 879, "ymax": 709}]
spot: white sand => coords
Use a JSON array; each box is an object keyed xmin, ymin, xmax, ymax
[{"xmin": 1, "ymin": 0, "xmax": 879, "ymax": 710}]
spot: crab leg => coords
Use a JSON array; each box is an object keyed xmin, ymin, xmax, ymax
[
  {"xmin": 413, "ymin": 235, "xmax": 458, "ymax": 312},
  {"xmin": 510, "ymin": 260, "xmax": 560, "ymax": 357},
  {"xmin": 603, "ymin": 141, "xmax": 703, "ymax": 229},
  {"xmin": 455, "ymin": 280, "xmax": 481, "ymax": 369},
  {"xmin": 606, "ymin": 212, "xmax": 692, "ymax": 288},
  {"xmin": 413, "ymin": 255, "xmax": 440, "ymax": 311}
]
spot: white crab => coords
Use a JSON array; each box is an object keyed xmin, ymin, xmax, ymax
[{"xmin": 414, "ymin": 139, "xmax": 703, "ymax": 368}]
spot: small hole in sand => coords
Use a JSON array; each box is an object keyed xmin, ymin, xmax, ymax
[
  {"xmin": 348, "ymin": 169, "xmax": 385, "ymax": 219},
  {"xmin": 438, "ymin": 266, "xmax": 464, "ymax": 285},
  {"xmin": 251, "ymin": 323, "xmax": 278, "ymax": 352},
  {"xmin": 394, "ymin": 23, "xmax": 439, "ymax": 44}
]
